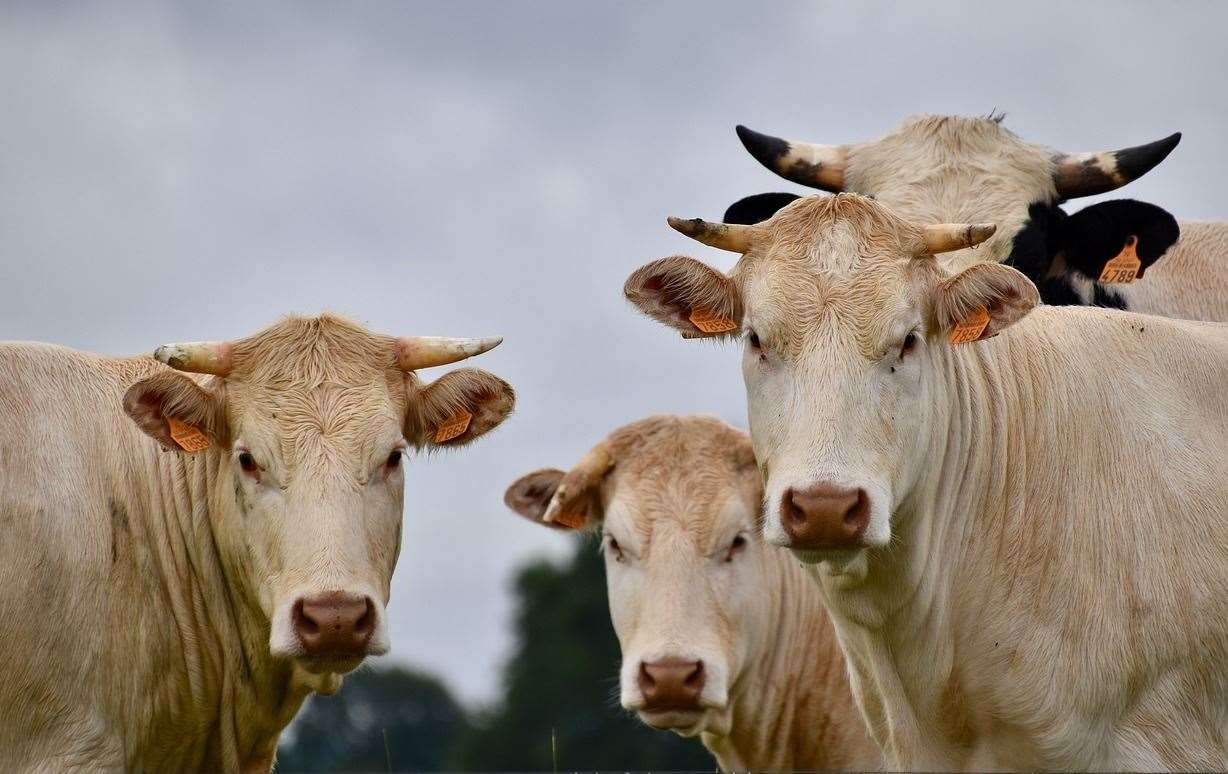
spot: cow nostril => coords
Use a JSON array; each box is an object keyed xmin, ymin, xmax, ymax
[
  {"xmin": 784, "ymin": 488, "xmax": 807, "ymax": 527},
  {"xmin": 354, "ymin": 599, "xmax": 374, "ymax": 636},
  {"xmin": 638, "ymin": 662, "xmax": 656, "ymax": 691},
  {"xmin": 685, "ymin": 661, "xmax": 704, "ymax": 690},
  {"xmin": 293, "ymin": 599, "xmax": 320, "ymax": 635},
  {"xmin": 845, "ymin": 489, "xmax": 869, "ymax": 527}
]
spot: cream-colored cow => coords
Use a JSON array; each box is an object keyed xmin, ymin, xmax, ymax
[
  {"xmin": 626, "ymin": 194, "xmax": 1228, "ymax": 770},
  {"xmin": 0, "ymin": 314, "xmax": 514, "ymax": 772},
  {"xmin": 505, "ymin": 415, "xmax": 879, "ymax": 771},
  {"xmin": 734, "ymin": 114, "xmax": 1228, "ymax": 319}
]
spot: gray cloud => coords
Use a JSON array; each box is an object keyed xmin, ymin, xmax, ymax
[{"xmin": 2, "ymin": 0, "xmax": 1224, "ymax": 701}]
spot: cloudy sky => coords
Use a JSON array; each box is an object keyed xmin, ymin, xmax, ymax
[{"xmin": 2, "ymin": 1, "xmax": 1225, "ymax": 703}]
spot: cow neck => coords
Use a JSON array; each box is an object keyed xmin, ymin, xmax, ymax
[
  {"xmin": 132, "ymin": 444, "xmax": 308, "ymax": 770},
  {"xmin": 709, "ymin": 546, "xmax": 879, "ymax": 771}
]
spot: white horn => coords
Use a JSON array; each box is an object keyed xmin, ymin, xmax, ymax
[
  {"xmin": 153, "ymin": 341, "xmax": 234, "ymax": 376},
  {"xmin": 921, "ymin": 223, "xmax": 997, "ymax": 255},
  {"xmin": 395, "ymin": 336, "xmax": 503, "ymax": 371}
]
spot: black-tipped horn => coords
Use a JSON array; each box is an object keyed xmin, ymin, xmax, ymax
[
  {"xmin": 736, "ymin": 125, "xmax": 847, "ymax": 193},
  {"xmin": 1052, "ymin": 132, "xmax": 1181, "ymax": 199}
]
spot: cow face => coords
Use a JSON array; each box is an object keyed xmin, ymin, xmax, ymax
[
  {"xmin": 504, "ymin": 416, "xmax": 767, "ymax": 739},
  {"xmin": 124, "ymin": 315, "xmax": 514, "ymax": 677},
  {"xmin": 734, "ymin": 116, "xmax": 1181, "ymax": 307},
  {"xmin": 626, "ymin": 195, "xmax": 1037, "ymax": 567}
]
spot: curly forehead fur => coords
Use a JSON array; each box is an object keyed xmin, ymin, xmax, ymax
[{"xmin": 599, "ymin": 416, "xmax": 759, "ymax": 544}]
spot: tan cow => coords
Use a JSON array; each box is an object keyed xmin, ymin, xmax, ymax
[
  {"xmin": 0, "ymin": 314, "xmax": 514, "ymax": 772},
  {"xmin": 733, "ymin": 114, "xmax": 1228, "ymax": 319},
  {"xmin": 625, "ymin": 194, "xmax": 1228, "ymax": 770},
  {"xmin": 504, "ymin": 415, "xmax": 880, "ymax": 772}
]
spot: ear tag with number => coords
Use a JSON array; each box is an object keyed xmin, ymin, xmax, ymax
[
  {"xmin": 949, "ymin": 306, "xmax": 990, "ymax": 345},
  {"xmin": 433, "ymin": 410, "xmax": 473, "ymax": 443},
  {"xmin": 688, "ymin": 308, "xmax": 738, "ymax": 334},
  {"xmin": 167, "ymin": 417, "xmax": 211, "ymax": 453},
  {"xmin": 1099, "ymin": 236, "xmax": 1141, "ymax": 284}
]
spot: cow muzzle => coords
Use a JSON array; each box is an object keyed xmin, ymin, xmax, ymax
[
  {"xmin": 779, "ymin": 482, "xmax": 870, "ymax": 551},
  {"xmin": 272, "ymin": 590, "xmax": 387, "ymax": 672}
]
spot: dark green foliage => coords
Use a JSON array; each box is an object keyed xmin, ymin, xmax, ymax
[
  {"xmin": 275, "ymin": 665, "xmax": 468, "ymax": 773},
  {"xmin": 277, "ymin": 538, "xmax": 714, "ymax": 771},
  {"xmin": 450, "ymin": 537, "xmax": 714, "ymax": 771}
]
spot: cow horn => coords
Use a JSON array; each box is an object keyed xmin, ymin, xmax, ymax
[
  {"xmin": 395, "ymin": 336, "xmax": 503, "ymax": 371},
  {"xmin": 736, "ymin": 125, "xmax": 847, "ymax": 193},
  {"xmin": 1051, "ymin": 132, "xmax": 1181, "ymax": 199},
  {"xmin": 668, "ymin": 216, "xmax": 757, "ymax": 253},
  {"xmin": 921, "ymin": 223, "xmax": 997, "ymax": 255},
  {"xmin": 543, "ymin": 442, "xmax": 614, "ymax": 525},
  {"xmin": 154, "ymin": 341, "xmax": 234, "ymax": 376}
]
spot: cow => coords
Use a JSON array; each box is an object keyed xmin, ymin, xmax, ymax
[
  {"xmin": 503, "ymin": 415, "xmax": 880, "ymax": 772},
  {"xmin": 731, "ymin": 114, "xmax": 1228, "ymax": 320},
  {"xmin": 624, "ymin": 193, "xmax": 1228, "ymax": 770},
  {"xmin": 0, "ymin": 314, "xmax": 515, "ymax": 772}
]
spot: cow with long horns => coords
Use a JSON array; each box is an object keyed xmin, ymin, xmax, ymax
[
  {"xmin": 0, "ymin": 314, "xmax": 514, "ymax": 772},
  {"xmin": 729, "ymin": 114, "xmax": 1228, "ymax": 319},
  {"xmin": 625, "ymin": 193, "xmax": 1228, "ymax": 769}
]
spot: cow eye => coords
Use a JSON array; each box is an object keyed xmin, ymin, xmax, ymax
[
  {"xmin": 899, "ymin": 331, "xmax": 919, "ymax": 358},
  {"xmin": 725, "ymin": 534, "xmax": 748, "ymax": 562},
  {"xmin": 386, "ymin": 450, "xmax": 402, "ymax": 470},
  {"xmin": 747, "ymin": 330, "xmax": 761, "ymax": 350},
  {"xmin": 606, "ymin": 535, "xmax": 625, "ymax": 563},
  {"xmin": 237, "ymin": 451, "xmax": 258, "ymax": 474}
]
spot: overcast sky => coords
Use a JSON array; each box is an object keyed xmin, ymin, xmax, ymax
[{"xmin": 2, "ymin": 1, "xmax": 1225, "ymax": 704}]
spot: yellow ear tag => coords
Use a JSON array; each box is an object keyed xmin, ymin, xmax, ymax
[
  {"xmin": 167, "ymin": 417, "xmax": 211, "ymax": 453},
  {"xmin": 433, "ymin": 410, "xmax": 473, "ymax": 444},
  {"xmin": 1099, "ymin": 235, "xmax": 1141, "ymax": 284},
  {"xmin": 949, "ymin": 306, "xmax": 990, "ymax": 345},
  {"xmin": 688, "ymin": 308, "xmax": 738, "ymax": 334}
]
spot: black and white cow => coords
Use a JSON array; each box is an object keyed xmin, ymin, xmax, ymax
[{"xmin": 732, "ymin": 115, "xmax": 1228, "ymax": 320}]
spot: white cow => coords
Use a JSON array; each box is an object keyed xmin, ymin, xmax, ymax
[
  {"xmin": 625, "ymin": 193, "xmax": 1228, "ymax": 770},
  {"xmin": 733, "ymin": 114, "xmax": 1228, "ymax": 319},
  {"xmin": 504, "ymin": 415, "xmax": 880, "ymax": 771},
  {"xmin": 0, "ymin": 314, "xmax": 514, "ymax": 772}
]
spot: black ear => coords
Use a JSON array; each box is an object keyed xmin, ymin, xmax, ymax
[
  {"xmin": 1058, "ymin": 199, "xmax": 1179, "ymax": 280},
  {"xmin": 723, "ymin": 193, "xmax": 801, "ymax": 225}
]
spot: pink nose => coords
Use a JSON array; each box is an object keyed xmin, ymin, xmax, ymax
[
  {"xmin": 781, "ymin": 483, "xmax": 870, "ymax": 549},
  {"xmin": 637, "ymin": 659, "xmax": 705, "ymax": 711},
  {"xmin": 293, "ymin": 592, "xmax": 374, "ymax": 658}
]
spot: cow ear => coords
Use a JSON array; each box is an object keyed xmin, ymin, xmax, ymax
[
  {"xmin": 123, "ymin": 370, "xmax": 227, "ymax": 452},
  {"xmin": 409, "ymin": 367, "xmax": 515, "ymax": 449},
  {"xmin": 1058, "ymin": 199, "xmax": 1179, "ymax": 280},
  {"xmin": 624, "ymin": 256, "xmax": 743, "ymax": 339},
  {"xmin": 504, "ymin": 469, "xmax": 582, "ymax": 531},
  {"xmin": 933, "ymin": 263, "xmax": 1040, "ymax": 343},
  {"xmin": 723, "ymin": 193, "xmax": 801, "ymax": 225}
]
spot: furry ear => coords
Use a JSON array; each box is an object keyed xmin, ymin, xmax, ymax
[
  {"xmin": 503, "ymin": 469, "xmax": 584, "ymax": 531},
  {"xmin": 409, "ymin": 368, "xmax": 515, "ymax": 448},
  {"xmin": 933, "ymin": 263, "xmax": 1040, "ymax": 343},
  {"xmin": 624, "ymin": 256, "xmax": 743, "ymax": 339},
  {"xmin": 123, "ymin": 370, "xmax": 228, "ymax": 452},
  {"xmin": 1058, "ymin": 199, "xmax": 1179, "ymax": 281},
  {"xmin": 723, "ymin": 192, "xmax": 801, "ymax": 225}
]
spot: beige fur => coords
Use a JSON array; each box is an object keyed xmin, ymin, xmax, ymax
[
  {"xmin": 626, "ymin": 194, "xmax": 1228, "ymax": 770},
  {"xmin": 505, "ymin": 416, "xmax": 881, "ymax": 772},
  {"xmin": 0, "ymin": 314, "xmax": 514, "ymax": 772}
]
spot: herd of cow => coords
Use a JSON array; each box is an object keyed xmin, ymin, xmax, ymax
[{"xmin": 3, "ymin": 112, "xmax": 1228, "ymax": 772}]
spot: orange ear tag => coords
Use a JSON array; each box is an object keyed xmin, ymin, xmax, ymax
[
  {"xmin": 167, "ymin": 417, "xmax": 211, "ymax": 453},
  {"xmin": 1099, "ymin": 236, "xmax": 1141, "ymax": 284},
  {"xmin": 433, "ymin": 410, "xmax": 473, "ymax": 444},
  {"xmin": 553, "ymin": 509, "xmax": 587, "ymax": 530},
  {"xmin": 688, "ymin": 308, "xmax": 738, "ymax": 334},
  {"xmin": 949, "ymin": 306, "xmax": 990, "ymax": 345}
]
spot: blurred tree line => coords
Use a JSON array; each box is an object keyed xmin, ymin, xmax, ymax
[{"xmin": 277, "ymin": 537, "xmax": 713, "ymax": 772}]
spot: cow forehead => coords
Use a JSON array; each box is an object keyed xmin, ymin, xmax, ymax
[{"xmin": 227, "ymin": 313, "xmax": 397, "ymax": 385}]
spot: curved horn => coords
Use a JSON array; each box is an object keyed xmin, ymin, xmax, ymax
[
  {"xmin": 154, "ymin": 341, "xmax": 234, "ymax": 376},
  {"xmin": 921, "ymin": 223, "xmax": 997, "ymax": 255},
  {"xmin": 395, "ymin": 336, "xmax": 502, "ymax": 371},
  {"xmin": 542, "ymin": 442, "xmax": 614, "ymax": 526},
  {"xmin": 1051, "ymin": 132, "xmax": 1181, "ymax": 199},
  {"xmin": 736, "ymin": 124, "xmax": 847, "ymax": 193},
  {"xmin": 668, "ymin": 216, "xmax": 757, "ymax": 253}
]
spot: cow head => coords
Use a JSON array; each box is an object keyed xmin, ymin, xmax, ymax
[
  {"xmin": 123, "ymin": 314, "xmax": 514, "ymax": 678},
  {"xmin": 733, "ymin": 115, "xmax": 1180, "ymax": 306},
  {"xmin": 504, "ymin": 416, "xmax": 766, "ymax": 739},
  {"xmin": 626, "ymin": 195, "xmax": 1038, "ymax": 568}
]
